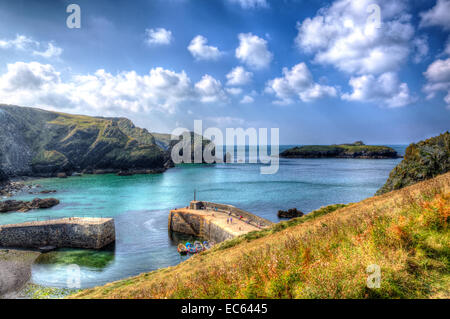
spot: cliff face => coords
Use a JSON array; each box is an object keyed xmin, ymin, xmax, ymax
[
  {"xmin": 376, "ymin": 132, "xmax": 450, "ymax": 195},
  {"xmin": 280, "ymin": 142, "xmax": 399, "ymax": 159},
  {"xmin": 0, "ymin": 105, "xmax": 171, "ymax": 177}
]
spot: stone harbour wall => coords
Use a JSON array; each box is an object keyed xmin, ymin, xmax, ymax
[
  {"xmin": 168, "ymin": 210, "xmax": 235, "ymax": 243},
  {"xmin": 0, "ymin": 217, "xmax": 115, "ymax": 249}
]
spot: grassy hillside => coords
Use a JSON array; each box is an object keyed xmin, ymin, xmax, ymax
[
  {"xmin": 280, "ymin": 142, "xmax": 398, "ymax": 159},
  {"xmin": 72, "ymin": 172, "xmax": 449, "ymax": 299},
  {"xmin": 377, "ymin": 132, "xmax": 450, "ymax": 195},
  {"xmin": 0, "ymin": 105, "xmax": 169, "ymax": 176}
]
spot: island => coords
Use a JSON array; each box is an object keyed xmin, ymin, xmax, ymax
[{"xmin": 280, "ymin": 141, "xmax": 400, "ymax": 159}]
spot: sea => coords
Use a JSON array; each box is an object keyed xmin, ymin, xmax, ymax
[{"xmin": 0, "ymin": 145, "xmax": 406, "ymax": 289}]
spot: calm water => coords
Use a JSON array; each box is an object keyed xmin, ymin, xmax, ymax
[{"xmin": 0, "ymin": 145, "xmax": 406, "ymax": 288}]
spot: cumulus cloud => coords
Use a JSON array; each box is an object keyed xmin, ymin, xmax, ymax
[
  {"xmin": 295, "ymin": 0, "xmax": 414, "ymax": 75},
  {"xmin": 0, "ymin": 61, "xmax": 200, "ymax": 114},
  {"xmin": 423, "ymin": 58, "xmax": 450, "ymax": 108},
  {"xmin": 420, "ymin": 0, "xmax": 450, "ymax": 30},
  {"xmin": 188, "ymin": 35, "xmax": 223, "ymax": 61},
  {"xmin": 226, "ymin": 66, "xmax": 253, "ymax": 86},
  {"xmin": 236, "ymin": 33, "xmax": 273, "ymax": 70},
  {"xmin": 342, "ymin": 72, "xmax": 414, "ymax": 107},
  {"xmin": 145, "ymin": 28, "xmax": 173, "ymax": 45},
  {"xmin": 228, "ymin": 0, "xmax": 268, "ymax": 9},
  {"xmin": 265, "ymin": 63, "xmax": 337, "ymax": 104},
  {"xmin": 240, "ymin": 95, "xmax": 254, "ymax": 104},
  {"xmin": 194, "ymin": 74, "xmax": 227, "ymax": 103},
  {"xmin": 33, "ymin": 43, "xmax": 63, "ymax": 59},
  {"xmin": 0, "ymin": 34, "xmax": 36, "ymax": 50},
  {"xmin": 226, "ymin": 87, "xmax": 243, "ymax": 95},
  {"xmin": 0, "ymin": 34, "xmax": 63, "ymax": 60}
]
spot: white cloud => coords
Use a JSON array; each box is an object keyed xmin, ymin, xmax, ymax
[
  {"xmin": 194, "ymin": 74, "xmax": 227, "ymax": 103},
  {"xmin": 145, "ymin": 28, "xmax": 173, "ymax": 45},
  {"xmin": 236, "ymin": 33, "xmax": 273, "ymax": 70},
  {"xmin": 265, "ymin": 63, "xmax": 337, "ymax": 104},
  {"xmin": 412, "ymin": 36, "xmax": 429, "ymax": 63},
  {"xmin": 226, "ymin": 87, "xmax": 243, "ymax": 95},
  {"xmin": 206, "ymin": 116, "xmax": 245, "ymax": 126},
  {"xmin": 33, "ymin": 43, "xmax": 63, "ymax": 59},
  {"xmin": 188, "ymin": 35, "xmax": 223, "ymax": 61},
  {"xmin": 226, "ymin": 66, "xmax": 253, "ymax": 86},
  {"xmin": 0, "ymin": 34, "xmax": 63, "ymax": 60},
  {"xmin": 420, "ymin": 0, "xmax": 450, "ymax": 30},
  {"xmin": 240, "ymin": 95, "xmax": 254, "ymax": 104},
  {"xmin": 342, "ymin": 72, "xmax": 414, "ymax": 107},
  {"xmin": 0, "ymin": 61, "xmax": 196, "ymax": 114},
  {"xmin": 295, "ymin": 0, "xmax": 414, "ymax": 75},
  {"xmin": 423, "ymin": 58, "xmax": 450, "ymax": 108},
  {"xmin": 0, "ymin": 34, "xmax": 36, "ymax": 50},
  {"xmin": 228, "ymin": 0, "xmax": 268, "ymax": 9}
]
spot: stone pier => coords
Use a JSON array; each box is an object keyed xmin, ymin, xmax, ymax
[
  {"xmin": 168, "ymin": 201, "xmax": 273, "ymax": 243},
  {"xmin": 0, "ymin": 217, "xmax": 115, "ymax": 249}
]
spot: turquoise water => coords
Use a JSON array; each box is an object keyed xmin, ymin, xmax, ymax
[{"xmin": 0, "ymin": 145, "xmax": 406, "ymax": 288}]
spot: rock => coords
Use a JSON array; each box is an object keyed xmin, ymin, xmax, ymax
[
  {"xmin": 0, "ymin": 198, "xmax": 59, "ymax": 213},
  {"xmin": 40, "ymin": 190, "xmax": 56, "ymax": 194},
  {"xmin": 56, "ymin": 172, "xmax": 67, "ymax": 178},
  {"xmin": 277, "ymin": 208, "xmax": 304, "ymax": 219},
  {"xmin": 376, "ymin": 132, "xmax": 450, "ymax": 195},
  {"xmin": 30, "ymin": 198, "xmax": 59, "ymax": 209}
]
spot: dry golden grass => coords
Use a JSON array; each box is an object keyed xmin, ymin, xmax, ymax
[{"xmin": 72, "ymin": 172, "xmax": 450, "ymax": 299}]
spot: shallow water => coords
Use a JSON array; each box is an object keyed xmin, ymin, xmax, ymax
[{"xmin": 0, "ymin": 145, "xmax": 406, "ymax": 288}]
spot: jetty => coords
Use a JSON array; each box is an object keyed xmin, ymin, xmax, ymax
[
  {"xmin": 0, "ymin": 217, "xmax": 115, "ymax": 250},
  {"xmin": 168, "ymin": 201, "xmax": 273, "ymax": 243}
]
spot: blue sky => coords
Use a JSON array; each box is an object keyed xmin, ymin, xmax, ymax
[{"xmin": 0, "ymin": 0, "xmax": 449, "ymax": 144}]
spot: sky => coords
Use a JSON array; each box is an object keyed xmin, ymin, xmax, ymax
[{"xmin": 0, "ymin": 0, "xmax": 449, "ymax": 144}]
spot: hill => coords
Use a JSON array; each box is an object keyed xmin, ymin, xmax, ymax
[
  {"xmin": 376, "ymin": 132, "xmax": 450, "ymax": 195},
  {"xmin": 72, "ymin": 172, "xmax": 449, "ymax": 299},
  {"xmin": 280, "ymin": 142, "xmax": 399, "ymax": 159},
  {"xmin": 0, "ymin": 104, "xmax": 173, "ymax": 177}
]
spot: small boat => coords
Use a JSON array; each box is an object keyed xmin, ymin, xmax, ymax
[
  {"xmin": 194, "ymin": 241, "xmax": 204, "ymax": 252},
  {"xmin": 177, "ymin": 243, "xmax": 188, "ymax": 255},
  {"xmin": 186, "ymin": 242, "xmax": 196, "ymax": 254}
]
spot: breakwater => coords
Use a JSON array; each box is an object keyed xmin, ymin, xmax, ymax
[
  {"xmin": 0, "ymin": 217, "xmax": 115, "ymax": 249},
  {"xmin": 168, "ymin": 201, "xmax": 273, "ymax": 243}
]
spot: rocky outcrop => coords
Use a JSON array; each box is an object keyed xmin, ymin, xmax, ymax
[
  {"xmin": 0, "ymin": 198, "xmax": 59, "ymax": 213},
  {"xmin": 280, "ymin": 142, "xmax": 399, "ymax": 159},
  {"xmin": 376, "ymin": 132, "xmax": 450, "ymax": 195},
  {"xmin": 277, "ymin": 208, "xmax": 304, "ymax": 219},
  {"xmin": 0, "ymin": 104, "xmax": 171, "ymax": 178}
]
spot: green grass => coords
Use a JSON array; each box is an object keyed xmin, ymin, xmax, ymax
[
  {"xmin": 72, "ymin": 173, "xmax": 450, "ymax": 299},
  {"xmin": 211, "ymin": 204, "xmax": 348, "ymax": 252}
]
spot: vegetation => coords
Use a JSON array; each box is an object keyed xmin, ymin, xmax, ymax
[
  {"xmin": 377, "ymin": 132, "xmax": 450, "ymax": 195},
  {"xmin": 72, "ymin": 173, "xmax": 449, "ymax": 299},
  {"xmin": 280, "ymin": 142, "xmax": 398, "ymax": 158},
  {"xmin": 0, "ymin": 105, "xmax": 170, "ymax": 176}
]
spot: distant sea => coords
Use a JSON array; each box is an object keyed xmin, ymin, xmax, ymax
[{"xmin": 0, "ymin": 145, "xmax": 407, "ymax": 289}]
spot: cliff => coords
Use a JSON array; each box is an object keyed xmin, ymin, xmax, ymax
[
  {"xmin": 280, "ymin": 142, "xmax": 399, "ymax": 159},
  {"xmin": 0, "ymin": 105, "xmax": 172, "ymax": 177},
  {"xmin": 376, "ymin": 132, "xmax": 450, "ymax": 195},
  {"xmin": 72, "ymin": 172, "xmax": 450, "ymax": 299}
]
